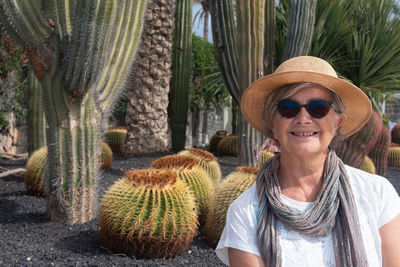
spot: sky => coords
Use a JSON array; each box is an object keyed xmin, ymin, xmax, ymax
[{"xmin": 192, "ymin": 3, "xmax": 213, "ymax": 41}]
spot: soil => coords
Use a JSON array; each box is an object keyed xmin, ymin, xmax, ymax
[{"xmin": 0, "ymin": 151, "xmax": 399, "ymax": 266}]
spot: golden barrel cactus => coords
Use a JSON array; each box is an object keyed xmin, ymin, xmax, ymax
[
  {"xmin": 99, "ymin": 169, "xmax": 198, "ymax": 259},
  {"xmin": 103, "ymin": 127, "xmax": 127, "ymax": 153},
  {"xmin": 360, "ymin": 156, "xmax": 376, "ymax": 174},
  {"xmin": 205, "ymin": 166, "xmax": 259, "ymax": 248},
  {"xmin": 217, "ymin": 135, "xmax": 238, "ymax": 156},
  {"xmin": 152, "ymin": 155, "xmax": 213, "ymax": 224},
  {"xmin": 179, "ymin": 147, "xmax": 221, "ymax": 186},
  {"xmin": 259, "ymin": 150, "xmax": 276, "ymax": 166},
  {"xmin": 100, "ymin": 142, "xmax": 113, "ymax": 170},
  {"xmin": 24, "ymin": 147, "xmax": 47, "ymax": 196},
  {"xmin": 209, "ymin": 130, "xmax": 230, "ymax": 152},
  {"xmin": 388, "ymin": 147, "xmax": 400, "ymax": 167}
]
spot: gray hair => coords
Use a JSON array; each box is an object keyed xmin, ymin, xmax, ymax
[{"xmin": 263, "ymin": 83, "xmax": 346, "ymax": 143}]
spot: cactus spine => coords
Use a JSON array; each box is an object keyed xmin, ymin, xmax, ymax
[
  {"xmin": 152, "ymin": 155, "xmax": 213, "ymax": 224},
  {"xmin": 0, "ymin": 1, "xmax": 148, "ymax": 223},
  {"xmin": 368, "ymin": 127, "xmax": 391, "ymax": 176},
  {"xmin": 360, "ymin": 156, "xmax": 376, "ymax": 174},
  {"xmin": 391, "ymin": 123, "xmax": 400, "ymax": 145},
  {"xmin": 170, "ymin": 0, "xmax": 193, "ymax": 150},
  {"xmin": 205, "ymin": 166, "xmax": 259, "ymax": 248},
  {"xmin": 179, "ymin": 147, "xmax": 222, "ymax": 186},
  {"xmin": 103, "ymin": 127, "xmax": 127, "ymax": 153},
  {"xmin": 99, "ymin": 169, "xmax": 198, "ymax": 259},
  {"xmin": 388, "ymin": 147, "xmax": 400, "ymax": 167},
  {"xmin": 217, "ymin": 135, "xmax": 238, "ymax": 156},
  {"xmin": 209, "ymin": 130, "xmax": 230, "ymax": 152},
  {"xmin": 24, "ymin": 147, "xmax": 47, "ymax": 196}
]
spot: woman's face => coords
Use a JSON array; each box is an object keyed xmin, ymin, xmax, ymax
[{"xmin": 270, "ymin": 85, "xmax": 344, "ymax": 157}]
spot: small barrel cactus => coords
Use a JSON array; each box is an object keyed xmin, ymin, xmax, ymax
[
  {"xmin": 179, "ymin": 147, "xmax": 221, "ymax": 186},
  {"xmin": 360, "ymin": 156, "xmax": 376, "ymax": 174},
  {"xmin": 259, "ymin": 150, "xmax": 276, "ymax": 166},
  {"xmin": 205, "ymin": 166, "xmax": 259, "ymax": 248},
  {"xmin": 99, "ymin": 169, "xmax": 198, "ymax": 259},
  {"xmin": 152, "ymin": 155, "xmax": 213, "ymax": 225},
  {"xmin": 209, "ymin": 130, "xmax": 230, "ymax": 152},
  {"xmin": 103, "ymin": 127, "xmax": 127, "ymax": 153},
  {"xmin": 100, "ymin": 142, "xmax": 113, "ymax": 170},
  {"xmin": 391, "ymin": 123, "xmax": 400, "ymax": 145},
  {"xmin": 217, "ymin": 135, "xmax": 238, "ymax": 156},
  {"xmin": 388, "ymin": 147, "xmax": 400, "ymax": 167},
  {"xmin": 24, "ymin": 147, "xmax": 47, "ymax": 196}
]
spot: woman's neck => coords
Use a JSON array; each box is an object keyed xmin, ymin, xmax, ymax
[{"xmin": 277, "ymin": 151, "xmax": 328, "ymax": 202}]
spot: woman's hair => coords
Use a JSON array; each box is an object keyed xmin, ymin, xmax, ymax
[{"xmin": 263, "ymin": 82, "xmax": 346, "ymax": 142}]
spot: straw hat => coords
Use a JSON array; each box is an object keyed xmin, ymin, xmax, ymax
[{"xmin": 240, "ymin": 56, "xmax": 372, "ymax": 138}]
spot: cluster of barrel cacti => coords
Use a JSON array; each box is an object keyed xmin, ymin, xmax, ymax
[{"xmin": 103, "ymin": 127, "xmax": 128, "ymax": 153}]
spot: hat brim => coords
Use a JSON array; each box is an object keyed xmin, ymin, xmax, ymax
[{"xmin": 240, "ymin": 71, "xmax": 372, "ymax": 138}]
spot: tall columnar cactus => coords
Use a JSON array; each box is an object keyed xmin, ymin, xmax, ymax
[
  {"xmin": 217, "ymin": 135, "xmax": 238, "ymax": 156},
  {"xmin": 103, "ymin": 127, "xmax": 127, "ymax": 153},
  {"xmin": 99, "ymin": 169, "xmax": 198, "ymax": 259},
  {"xmin": 332, "ymin": 111, "xmax": 381, "ymax": 168},
  {"xmin": 179, "ymin": 147, "xmax": 222, "ymax": 186},
  {"xmin": 0, "ymin": 1, "xmax": 148, "ymax": 223},
  {"xmin": 209, "ymin": 130, "xmax": 230, "ymax": 152},
  {"xmin": 388, "ymin": 147, "xmax": 400, "ymax": 167},
  {"xmin": 360, "ymin": 156, "xmax": 376, "ymax": 174},
  {"xmin": 205, "ymin": 166, "xmax": 259, "ymax": 248},
  {"xmin": 210, "ymin": 0, "xmax": 317, "ymax": 165},
  {"xmin": 391, "ymin": 123, "xmax": 400, "ymax": 144},
  {"xmin": 27, "ymin": 67, "xmax": 46, "ymax": 156},
  {"xmin": 24, "ymin": 146, "xmax": 47, "ymax": 196},
  {"xmin": 368, "ymin": 127, "xmax": 391, "ymax": 176},
  {"xmin": 170, "ymin": 0, "xmax": 193, "ymax": 150},
  {"xmin": 152, "ymin": 154, "xmax": 214, "ymax": 224}
]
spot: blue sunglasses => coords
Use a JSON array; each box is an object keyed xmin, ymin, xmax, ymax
[{"xmin": 276, "ymin": 99, "xmax": 333, "ymax": 119}]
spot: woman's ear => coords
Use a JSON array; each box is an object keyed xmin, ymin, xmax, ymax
[{"xmin": 335, "ymin": 114, "xmax": 345, "ymax": 131}]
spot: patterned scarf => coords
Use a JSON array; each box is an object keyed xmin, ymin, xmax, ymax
[{"xmin": 256, "ymin": 150, "xmax": 368, "ymax": 266}]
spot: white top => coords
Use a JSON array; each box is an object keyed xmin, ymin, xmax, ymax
[{"xmin": 216, "ymin": 165, "xmax": 400, "ymax": 266}]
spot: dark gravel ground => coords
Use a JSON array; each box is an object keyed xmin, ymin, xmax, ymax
[{"xmin": 0, "ymin": 151, "xmax": 399, "ymax": 267}]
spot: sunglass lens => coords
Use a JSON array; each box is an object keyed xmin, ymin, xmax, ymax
[
  {"xmin": 306, "ymin": 100, "xmax": 332, "ymax": 118},
  {"xmin": 277, "ymin": 99, "xmax": 300, "ymax": 118}
]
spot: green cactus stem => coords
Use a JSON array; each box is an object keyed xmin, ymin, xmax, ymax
[
  {"xmin": 217, "ymin": 135, "xmax": 238, "ymax": 156},
  {"xmin": 152, "ymin": 154, "xmax": 213, "ymax": 225},
  {"xmin": 209, "ymin": 130, "xmax": 230, "ymax": 152},
  {"xmin": 99, "ymin": 169, "xmax": 198, "ymax": 259},
  {"xmin": 205, "ymin": 166, "xmax": 259, "ymax": 248},
  {"xmin": 360, "ymin": 156, "xmax": 376, "ymax": 174},
  {"xmin": 388, "ymin": 147, "xmax": 400, "ymax": 167},
  {"xmin": 179, "ymin": 147, "xmax": 221, "ymax": 186},
  {"xmin": 24, "ymin": 147, "xmax": 47, "ymax": 196},
  {"xmin": 368, "ymin": 127, "xmax": 391, "ymax": 176},
  {"xmin": 103, "ymin": 126, "xmax": 127, "ymax": 153},
  {"xmin": 391, "ymin": 123, "xmax": 400, "ymax": 145},
  {"xmin": 0, "ymin": 1, "xmax": 148, "ymax": 223}
]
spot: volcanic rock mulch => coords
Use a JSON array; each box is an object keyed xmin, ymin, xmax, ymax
[{"xmin": 0, "ymin": 152, "xmax": 399, "ymax": 266}]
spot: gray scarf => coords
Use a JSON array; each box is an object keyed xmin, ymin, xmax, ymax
[{"xmin": 256, "ymin": 150, "xmax": 368, "ymax": 266}]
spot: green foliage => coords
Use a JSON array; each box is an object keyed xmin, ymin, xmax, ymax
[
  {"xmin": 0, "ymin": 35, "xmax": 27, "ymax": 129},
  {"xmin": 191, "ymin": 34, "xmax": 230, "ymax": 110}
]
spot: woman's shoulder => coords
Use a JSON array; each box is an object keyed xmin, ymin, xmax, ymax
[{"xmin": 344, "ymin": 164, "xmax": 393, "ymax": 190}]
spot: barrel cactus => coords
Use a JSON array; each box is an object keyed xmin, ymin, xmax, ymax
[
  {"xmin": 152, "ymin": 155, "xmax": 213, "ymax": 224},
  {"xmin": 391, "ymin": 123, "xmax": 400, "ymax": 145},
  {"xmin": 179, "ymin": 147, "xmax": 221, "ymax": 186},
  {"xmin": 360, "ymin": 156, "xmax": 376, "ymax": 174},
  {"xmin": 388, "ymin": 147, "xmax": 400, "ymax": 167},
  {"xmin": 24, "ymin": 147, "xmax": 47, "ymax": 196},
  {"xmin": 100, "ymin": 142, "xmax": 113, "ymax": 170},
  {"xmin": 99, "ymin": 169, "xmax": 198, "ymax": 259},
  {"xmin": 104, "ymin": 127, "xmax": 127, "ymax": 153},
  {"xmin": 217, "ymin": 135, "xmax": 238, "ymax": 156},
  {"xmin": 209, "ymin": 130, "xmax": 230, "ymax": 152},
  {"xmin": 259, "ymin": 150, "xmax": 276, "ymax": 166},
  {"xmin": 205, "ymin": 166, "xmax": 259, "ymax": 248}
]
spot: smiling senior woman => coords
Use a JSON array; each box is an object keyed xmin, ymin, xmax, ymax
[{"xmin": 215, "ymin": 56, "xmax": 400, "ymax": 267}]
